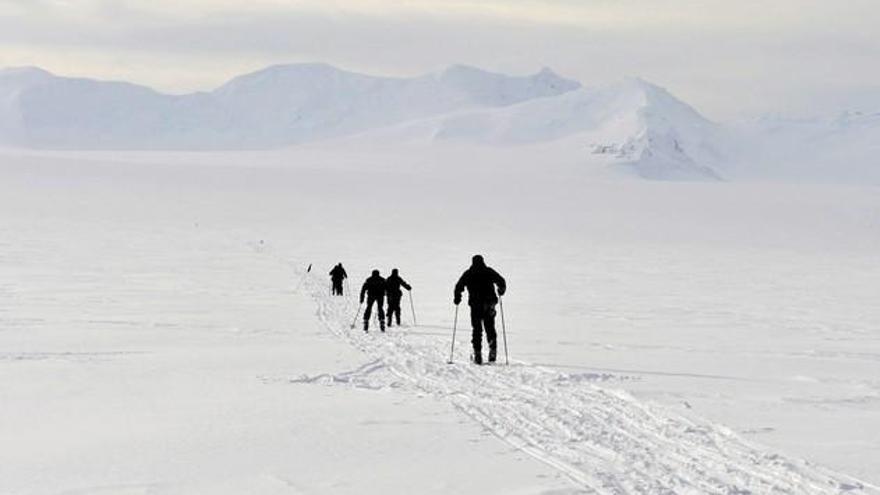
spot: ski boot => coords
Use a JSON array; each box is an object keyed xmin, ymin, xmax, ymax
[{"xmin": 488, "ymin": 347, "xmax": 497, "ymax": 364}]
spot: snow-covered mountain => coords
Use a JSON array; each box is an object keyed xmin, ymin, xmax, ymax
[
  {"xmin": 0, "ymin": 66, "xmax": 206, "ymax": 149},
  {"xmin": 2, "ymin": 63, "xmax": 878, "ymax": 184},
  {"xmin": 0, "ymin": 64, "xmax": 725, "ymax": 180},
  {"xmin": 358, "ymin": 78, "xmax": 727, "ymax": 180},
  {"xmin": 0, "ymin": 64, "xmax": 580, "ymax": 149}
]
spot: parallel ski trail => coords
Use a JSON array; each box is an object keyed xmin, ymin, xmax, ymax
[{"xmin": 275, "ymin": 255, "xmax": 876, "ymax": 494}]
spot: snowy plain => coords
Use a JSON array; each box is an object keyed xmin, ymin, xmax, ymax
[{"xmin": 1, "ymin": 143, "xmax": 878, "ymax": 494}]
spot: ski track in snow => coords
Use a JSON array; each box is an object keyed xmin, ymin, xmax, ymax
[{"xmin": 265, "ymin": 248, "xmax": 877, "ymax": 495}]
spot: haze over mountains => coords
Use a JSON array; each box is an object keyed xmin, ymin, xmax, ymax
[
  {"xmin": 0, "ymin": 64, "xmax": 579, "ymax": 149},
  {"xmin": 0, "ymin": 64, "xmax": 877, "ymax": 183}
]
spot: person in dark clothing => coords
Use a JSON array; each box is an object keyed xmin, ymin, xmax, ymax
[
  {"xmin": 329, "ymin": 263, "xmax": 347, "ymax": 296},
  {"xmin": 385, "ymin": 268, "xmax": 412, "ymax": 328},
  {"xmin": 454, "ymin": 255, "xmax": 506, "ymax": 364},
  {"xmin": 360, "ymin": 269, "xmax": 386, "ymax": 332}
]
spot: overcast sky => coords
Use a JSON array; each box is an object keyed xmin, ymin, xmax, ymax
[{"xmin": 1, "ymin": 0, "xmax": 879, "ymax": 119}]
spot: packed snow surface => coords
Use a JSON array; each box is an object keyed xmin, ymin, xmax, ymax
[{"xmin": 2, "ymin": 146, "xmax": 878, "ymax": 494}]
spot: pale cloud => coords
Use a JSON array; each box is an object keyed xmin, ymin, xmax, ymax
[
  {"xmin": 7, "ymin": 0, "xmax": 876, "ymax": 33},
  {"xmin": 1, "ymin": 0, "xmax": 879, "ymax": 118}
]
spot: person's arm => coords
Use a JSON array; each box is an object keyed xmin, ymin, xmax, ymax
[
  {"xmin": 402, "ymin": 278, "xmax": 412, "ymax": 291},
  {"xmin": 342, "ymin": 268, "xmax": 347, "ymax": 279},
  {"xmin": 453, "ymin": 272, "xmax": 467, "ymax": 305},
  {"xmin": 492, "ymin": 269, "xmax": 507, "ymax": 296},
  {"xmin": 360, "ymin": 282, "xmax": 367, "ymax": 304}
]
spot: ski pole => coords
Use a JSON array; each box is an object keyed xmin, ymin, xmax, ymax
[
  {"xmin": 499, "ymin": 296, "xmax": 509, "ymax": 365},
  {"xmin": 350, "ymin": 304, "xmax": 362, "ymax": 329},
  {"xmin": 408, "ymin": 291, "xmax": 418, "ymax": 327},
  {"xmin": 448, "ymin": 305, "xmax": 459, "ymax": 364}
]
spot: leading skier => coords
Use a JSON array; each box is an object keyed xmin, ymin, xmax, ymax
[{"xmin": 453, "ymin": 255, "xmax": 506, "ymax": 364}]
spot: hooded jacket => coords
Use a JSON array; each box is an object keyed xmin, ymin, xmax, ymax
[
  {"xmin": 385, "ymin": 271, "xmax": 411, "ymax": 297},
  {"xmin": 329, "ymin": 264, "xmax": 347, "ymax": 282},
  {"xmin": 360, "ymin": 272, "xmax": 386, "ymax": 302},
  {"xmin": 454, "ymin": 256, "xmax": 506, "ymax": 306}
]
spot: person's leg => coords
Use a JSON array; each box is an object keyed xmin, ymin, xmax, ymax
[
  {"xmin": 386, "ymin": 296, "xmax": 397, "ymax": 327},
  {"xmin": 470, "ymin": 305, "xmax": 484, "ymax": 364},
  {"xmin": 363, "ymin": 297, "xmax": 374, "ymax": 331},
  {"xmin": 392, "ymin": 296, "xmax": 402, "ymax": 325},
  {"xmin": 484, "ymin": 304, "xmax": 498, "ymax": 363},
  {"xmin": 377, "ymin": 297, "xmax": 386, "ymax": 332}
]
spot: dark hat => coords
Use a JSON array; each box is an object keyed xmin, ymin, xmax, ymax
[
  {"xmin": 372, "ymin": 269, "xmax": 380, "ymax": 276},
  {"xmin": 472, "ymin": 255, "xmax": 485, "ymax": 266}
]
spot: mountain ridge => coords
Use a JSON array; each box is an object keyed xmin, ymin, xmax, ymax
[
  {"xmin": 2, "ymin": 63, "xmax": 878, "ymax": 184},
  {"xmin": 343, "ymin": 76, "xmax": 726, "ymax": 180},
  {"xmin": 0, "ymin": 63, "xmax": 582, "ymax": 149}
]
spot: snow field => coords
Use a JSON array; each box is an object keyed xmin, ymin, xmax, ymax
[
  {"xmin": 271, "ymin": 253, "xmax": 877, "ymax": 494},
  {"xmin": 1, "ymin": 149, "xmax": 878, "ymax": 493}
]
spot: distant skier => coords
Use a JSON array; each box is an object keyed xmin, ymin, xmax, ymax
[
  {"xmin": 385, "ymin": 268, "xmax": 412, "ymax": 328},
  {"xmin": 360, "ymin": 269, "xmax": 387, "ymax": 332},
  {"xmin": 454, "ymin": 255, "xmax": 506, "ymax": 364},
  {"xmin": 329, "ymin": 263, "xmax": 347, "ymax": 296}
]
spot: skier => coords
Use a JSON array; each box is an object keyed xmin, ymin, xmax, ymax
[
  {"xmin": 454, "ymin": 255, "xmax": 506, "ymax": 364},
  {"xmin": 360, "ymin": 269, "xmax": 387, "ymax": 332},
  {"xmin": 329, "ymin": 263, "xmax": 347, "ymax": 296},
  {"xmin": 385, "ymin": 268, "xmax": 412, "ymax": 328}
]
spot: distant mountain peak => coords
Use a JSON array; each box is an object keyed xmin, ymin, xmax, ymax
[
  {"xmin": 439, "ymin": 64, "xmax": 489, "ymax": 77},
  {"xmin": 215, "ymin": 62, "xmax": 361, "ymax": 94},
  {"xmin": 0, "ymin": 66, "xmax": 55, "ymax": 85},
  {"xmin": 605, "ymin": 77, "xmax": 680, "ymax": 101},
  {"xmin": 0, "ymin": 66, "xmax": 53, "ymax": 76},
  {"xmin": 439, "ymin": 64, "xmax": 578, "ymax": 87},
  {"xmin": 247, "ymin": 62, "xmax": 349, "ymax": 77},
  {"xmin": 534, "ymin": 66, "xmax": 566, "ymax": 80}
]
